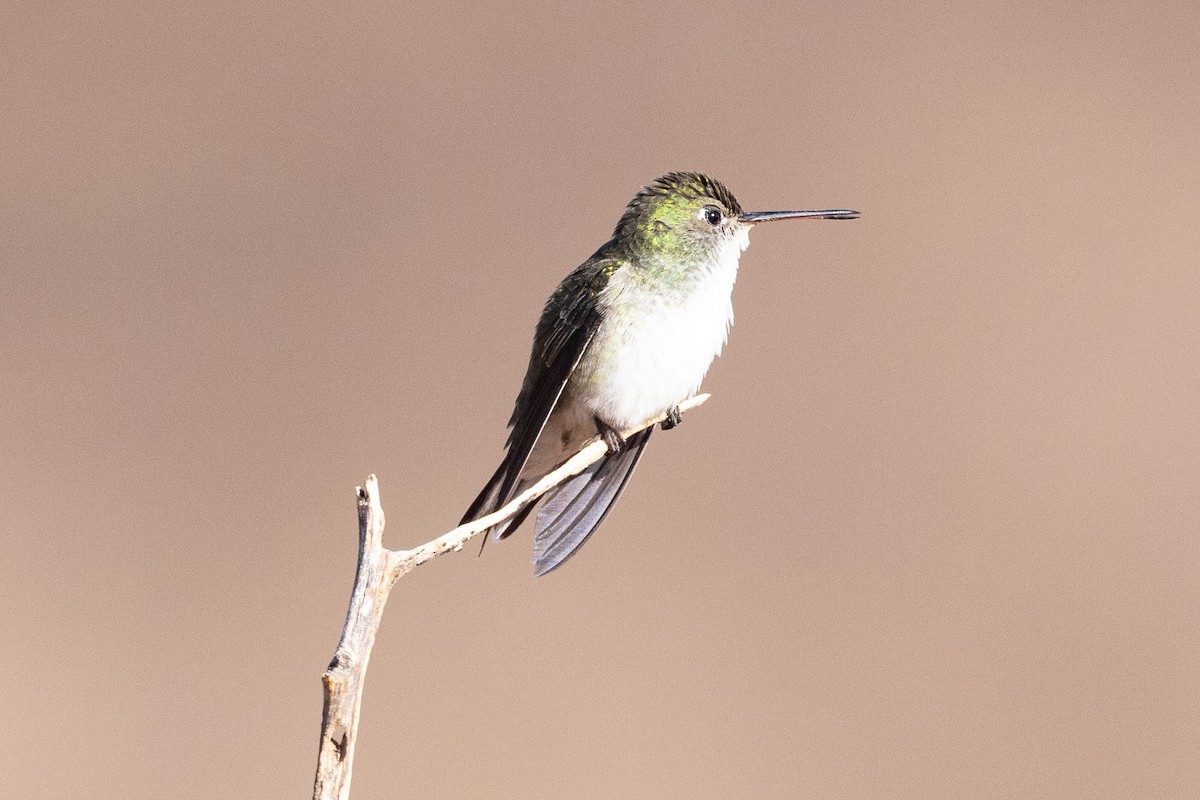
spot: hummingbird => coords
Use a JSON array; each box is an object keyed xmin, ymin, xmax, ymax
[{"xmin": 462, "ymin": 172, "xmax": 858, "ymax": 575}]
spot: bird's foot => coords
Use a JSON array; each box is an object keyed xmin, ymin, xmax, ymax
[
  {"xmin": 661, "ymin": 405, "xmax": 683, "ymax": 431},
  {"xmin": 594, "ymin": 416, "xmax": 626, "ymax": 454}
]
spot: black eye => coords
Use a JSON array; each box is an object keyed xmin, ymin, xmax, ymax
[{"xmin": 703, "ymin": 206, "xmax": 722, "ymax": 226}]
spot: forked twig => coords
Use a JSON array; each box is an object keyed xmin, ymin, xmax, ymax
[{"xmin": 312, "ymin": 394, "xmax": 710, "ymax": 800}]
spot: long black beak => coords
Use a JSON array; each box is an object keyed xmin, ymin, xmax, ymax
[{"xmin": 740, "ymin": 209, "xmax": 860, "ymax": 223}]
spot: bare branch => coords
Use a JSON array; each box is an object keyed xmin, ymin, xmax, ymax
[
  {"xmin": 391, "ymin": 393, "xmax": 710, "ymax": 575},
  {"xmin": 313, "ymin": 478, "xmax": 389, "ymax": 800},
  {"xmin": 313, "ymin": 393, "xmax": 709, "ymax": 800}
]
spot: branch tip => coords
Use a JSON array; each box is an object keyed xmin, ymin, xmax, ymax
[{"xmin": 316, "ymin": 395, "xmax": 714, "ymax": 799}]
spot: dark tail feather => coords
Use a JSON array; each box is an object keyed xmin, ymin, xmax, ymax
[{"xmin": 531, "ymin": 428, "xmax": 652, "ymax": 576}]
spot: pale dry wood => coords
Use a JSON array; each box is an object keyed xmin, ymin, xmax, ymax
[{"xmin": 313, "ymin": 394, "xmax": 710, "ymax": 800}]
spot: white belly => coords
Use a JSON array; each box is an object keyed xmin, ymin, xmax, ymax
[{"xmin": 574, "ymin": 258, "xmax": 738, "ymax": 430}]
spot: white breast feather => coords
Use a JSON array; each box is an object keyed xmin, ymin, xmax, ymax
[{"xmin": 580, "ymin": 229, "xmax": 749, "ymax": 429}]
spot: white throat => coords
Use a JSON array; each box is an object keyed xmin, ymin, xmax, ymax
[{"xmin": 578, "ymin": 227, "xmax": 751, "ymax": 429}]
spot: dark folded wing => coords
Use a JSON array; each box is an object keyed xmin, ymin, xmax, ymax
[{"xmin": 460, "ymin": 256, "xmax": 619, "ymax": 531}]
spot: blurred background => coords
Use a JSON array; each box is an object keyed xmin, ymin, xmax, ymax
[{"xmin": 3, "ymin": 2, "xmax": 1197, "ymax": 798}]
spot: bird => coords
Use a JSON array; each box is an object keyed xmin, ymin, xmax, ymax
[{"xmin": 461, "ymin": 172, "xmax": 858, "ymax": 575}]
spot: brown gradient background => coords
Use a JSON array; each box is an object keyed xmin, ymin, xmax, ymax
[{"xmin": 3, "ymin": 2, "xmax": 1197, "ymax": 798}]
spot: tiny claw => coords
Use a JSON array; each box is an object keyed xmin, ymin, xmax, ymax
[
  {"xmin": 661, "ymin": 405, "xmax": 683, "ymax": 431},
  {"xmin": 594, "ymin": 416, "xmax": 626, "ymax": 454}
]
